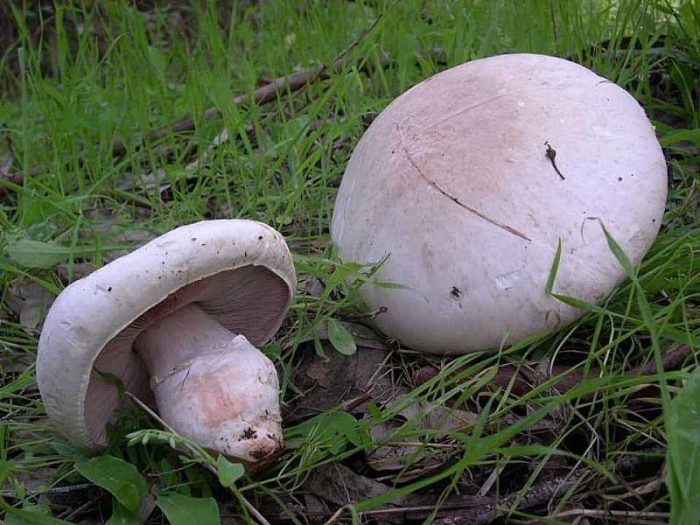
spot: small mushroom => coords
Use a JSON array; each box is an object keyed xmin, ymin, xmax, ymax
[
  {"xmin": 37, "ymin": 220, "xmax": 295, "ymax": 462},
  {"xmin": 331, "ymin": 53, "xmax": 667, "ymax": 354}
]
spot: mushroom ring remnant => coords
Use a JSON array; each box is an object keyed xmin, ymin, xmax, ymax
[
  {"xmin": 37, "ymin": 219, "xmax": 296, "ymax": 462},
  {"xmin": 331, "ymin": 53, "xmax": 668, "ymax": 354}
]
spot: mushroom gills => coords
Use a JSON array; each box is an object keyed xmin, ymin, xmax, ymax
[{"xmin": 133, "ymin": 303, "xmax": 282, "ymax": 462}]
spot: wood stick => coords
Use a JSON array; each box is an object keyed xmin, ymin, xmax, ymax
[
  {"xmin": 433, "ymin": 472, "xmax": 583, "ymax": 525},
  {"xmin": 120, "ymin": 18, "xmax": 386, "ymax": 152},
  {"xmin": 3, "ymin": 31, "xmax": 389, "ymax": 196},
  {"xmin": 413, "ymin": 345, "xmax": 691, "ymax": 398}
]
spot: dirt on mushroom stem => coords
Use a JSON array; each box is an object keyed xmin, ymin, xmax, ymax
[{"xmin": 133, "ymin": 303, "xmax": 284, "ymax": 463}]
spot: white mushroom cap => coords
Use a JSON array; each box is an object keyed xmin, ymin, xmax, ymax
[
  {"xmin": 37, "ymin": 219, "xmax": 295, "ymax": 450},
  {"xmin": 331, "ymin": 53, "xmax": 667, "ymax": 354}
]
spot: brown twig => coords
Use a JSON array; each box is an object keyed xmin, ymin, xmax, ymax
[
  {"xmin": 546, "ymin": 508, "xmax": 670, "ymax": 521},
  {"xmin": 412, "ymin": 345, "xmax": 691, "ymax": 398},
  {"xmin": 136, "ymin": 17, "xmax": 386, "ymax": 148},
  {"xmin": 314, "ymin": 443, "xmax": 668, "ymax": 524},
  {"xmin": 60, "ymin": 497, "xmax": 98, "ymax": 522},
  {"xmin": 309, "ymin": 449, "xmax": 664, "ymax": 524},
  {"xmin": 613, "ymin": 447, "xmax": 665, "ymax": 474},
  {"xmin": 8, "ymin": 25, "xmax": 389, "ymax": 195},
  {"xmin": 320, "ymin": 472, "xmax": 582, "ymax": 525},
  {"xmin": 26, "ymin": 483, "xmax": 94, "ymax": 497},
  {"xmin": 112, "ymin": 19, "xmax": 387, "ymax": 200},
  {"xmin": 433, "ymin": 472, "xmax": 583, "ymax": 525}
]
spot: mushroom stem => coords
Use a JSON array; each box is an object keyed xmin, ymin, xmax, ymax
[{"xmin": 133, "ymin": 303, "xmax": 282, "ymax": 462}]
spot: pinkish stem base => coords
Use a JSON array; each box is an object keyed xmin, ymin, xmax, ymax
[{"xmin": 134, "ymin": 303, "xmax": 282, "ymax": 462}]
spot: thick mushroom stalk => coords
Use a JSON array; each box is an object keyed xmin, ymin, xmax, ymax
[{"xmin": 133, "ymin": 304, "xmax": 282, "ymax": 462}]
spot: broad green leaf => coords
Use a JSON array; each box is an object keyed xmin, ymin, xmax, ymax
[
  {"xmin": 313, "ymin": 336, "xmax": 326, "ymax": 358},
  {"xmin": 75, "ymin": 455, "xmax": 148, "ymax": 513},
  {"xmin": 156, "ymin": 492, "xmax": 219, "ymax": 525},
  {"xmin": 285, "ymin": 410, "xmax": 369, "ymax": 453},
  {"xmin": 325, "ymin": 262, "xmax": 365, "ymax": 291},
  {"xmin": 327, "ymin": 319, "xmax": 357, "ymax": 356},
  {"xmin": 6, "ymin": 239, "xmax": 75, "ymax": 269},
  {"xmin": 4, "ymin": 238, "xmax": 121, "ymax": 269},
  {"xmin": 6, "ymin": 509, "xmax": 72, "ymax": 525},
  {"xmin": 667, "ymin": 369, "xmax": 700, "ymax": 524},
  {"xmin": 106, "ymin": 500, "xmax": 142, "ymax": 525},
  {"xmin": 50, "ymin": 439, "xmax": 83, "ymax": 458},
  {"xmin": 367, "ymin": 401, "xmax": 383, "ymax": 422},
  {"xmin": 216, "ymin": 455, "xmax": 245, "ymax": 488}
]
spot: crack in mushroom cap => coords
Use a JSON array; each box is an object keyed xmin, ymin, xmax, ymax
[
  {"xmin": 36, "ymin": 219, "xmax": 296, "ymax": 450},
  {"xmin": 331, "ymin": 53, "xmax": 668, "ymax": 354}
]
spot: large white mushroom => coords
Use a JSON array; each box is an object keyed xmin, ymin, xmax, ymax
[
  {"xmin": 331, "ymin": 53, "xmax": 667, "ymax": 354},
  {"xmin": 37, "ymin": 220, "xmax": 295, "ymax": 462}
]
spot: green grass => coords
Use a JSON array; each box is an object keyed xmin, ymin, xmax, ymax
[{"xmin": 1, "ymin": 0, "xmax": 699, "ymax": 523}]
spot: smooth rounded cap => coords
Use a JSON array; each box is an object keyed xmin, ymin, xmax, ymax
[
  {"xmin": 37, "ymin": 219, "xmax": 296, "ymax": 450},
  {"xmin": 331, "ymin": 53, "xmax": 667, "ymax": 354}
]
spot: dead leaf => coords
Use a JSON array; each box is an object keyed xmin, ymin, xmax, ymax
[
  {"xmin": 302, "ymin": 462, "xmax": 491, "ymax": 521},
  {"xmin": 56, "ymin": 262, "xmax": 96, "ymax": 282},
  {"xmin": 12, "ymin": 467, "xmax": 57, "ymax": 495},
  {"xmin": 302, "ymin": 463, "xmax": 394, "ymax": 506},
  {"xmin": 412, "ymin": 364, "xmax": 440, "ymax": 387},
  {"xmin": 83, "ymin": 213, "xmax": 158, "ymax": 259},
  {"xmin": 297, "ymin": 276, "xmax": 324, "ymax": 298},
  {"xmin": 287, "ymin": 341, "xmax": 395, "ymax": 421},
  {"xmin": 292, "ymin": 319, "xmax": 389, "ymax": 352},
  {"xmin": 4, "ymin": 282, "xmax": 56, "ymax": 330},
  {"xmin": 366, "ymin": 398, "xmax": 476, "ymax": 477},
  {"xmin": 112, "ymin": 229, "xmax": 157, "ymax": 244}
]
